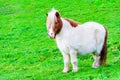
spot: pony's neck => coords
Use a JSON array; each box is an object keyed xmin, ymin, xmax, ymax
[{"xmin": 55, "ymin": 18, "xmax": 73, "ymax": 39}]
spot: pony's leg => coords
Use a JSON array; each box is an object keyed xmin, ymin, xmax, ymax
[
  {"xmin": 92, "ymin": 53, "xmax": 100, "ymax": 68},
  {"xmin": 62, "ymin": 53, "xmax": 70, "ymax": 73},
  {"xmin": 70, "ymin": 50, "xmax": 78, "ymax": 72}
]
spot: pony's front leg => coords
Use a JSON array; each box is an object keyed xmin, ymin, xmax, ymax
[
  {"xmin": 70, "ymin": 50, "xmax": 78, "ymax": 72},
  {"xmin": 62, "ymin": 53, "xmax": 70, "ymax": 73}
]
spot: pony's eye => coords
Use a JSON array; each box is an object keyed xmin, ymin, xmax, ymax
[{"xmin": 55, "ymin": 22, "xmax": 58, "ymax": 24}]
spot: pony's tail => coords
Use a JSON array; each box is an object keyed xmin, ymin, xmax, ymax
[{"xmin": 99, "ymin": 29, "xmax": 108, "ymax": 65}]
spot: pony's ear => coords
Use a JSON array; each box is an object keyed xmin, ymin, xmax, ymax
[
  {"xmin": 55, "ymin": 12, "xmax": 60, "ymax": 18},
  {"xmin": 46, "ymin": 13, "xmax": 48, "ymax": 16}
]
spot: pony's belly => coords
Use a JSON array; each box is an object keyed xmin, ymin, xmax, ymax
[
  {"xmin": 73, "ymin": 44, "xmax": 96, "ymax": 54},
  {"xmin": 77, "ymin": 48, "xmax": 96, "ymax": 55}
]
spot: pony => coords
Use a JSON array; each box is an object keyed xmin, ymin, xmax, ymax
[{"xmin": 46, "ymin": 8, "xmax": 108, "ymax": 73}]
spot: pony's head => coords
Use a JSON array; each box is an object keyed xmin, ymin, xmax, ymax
[{"xmin": 46, "ymin": 9, "xmax": 62, "ymax": 39}]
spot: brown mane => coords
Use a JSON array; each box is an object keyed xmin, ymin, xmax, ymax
[{"xmin": 64, "ymin": 18, "xmax": 80, "ymax": 27}]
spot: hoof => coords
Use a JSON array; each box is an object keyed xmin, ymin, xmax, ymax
[
  {"xmin": 92, "ymin": 63, "xmax": 100, "ymax": 68},
  {"xmin": 72, "ymin": 68, "xmax": 78, "ymax": 72},
  {"xmin": 62, "ymin": 68, "xmax": 69, "ymax": 73}
]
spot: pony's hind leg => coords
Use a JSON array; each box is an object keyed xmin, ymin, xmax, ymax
[
  {"xmin": 93, "ymin": 27, "xmax": 107, "ymax": 67},
  {"xmin": 92, "ymin": 53, "xmax": 100, "ymax": 68},
  {"xmin": 70, "ymin": 50, "xmax": 78, "ymax": 72},
  {"xmin": 62, "ymin": 52, "xmax": 70, "ymax": 73}
]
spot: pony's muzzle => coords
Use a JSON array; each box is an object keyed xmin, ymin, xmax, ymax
[{"xmin": 48, "ymin": 33, "xmax": 55, "ymax": 39}]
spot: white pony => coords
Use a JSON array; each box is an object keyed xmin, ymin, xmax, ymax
[{"xmin": 46, "ymin": 9, "xmax": 108, "ymax": 73}]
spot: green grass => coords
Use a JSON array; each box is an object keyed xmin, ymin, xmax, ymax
[{"xmin": 0, "ymin": 0, "xmax": 120, "ymax": 80}]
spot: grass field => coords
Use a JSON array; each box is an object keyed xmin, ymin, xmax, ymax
[{"xmin": 0, "ymin": 0, "xmax": 120, "ymax": 80}]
